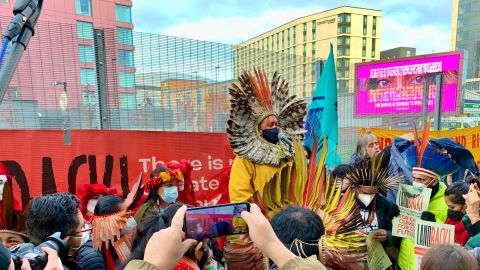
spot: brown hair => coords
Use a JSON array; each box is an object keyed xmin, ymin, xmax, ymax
[{"xmin": 421, "ymin": 244, "xmax": 478, "ymax": 270}]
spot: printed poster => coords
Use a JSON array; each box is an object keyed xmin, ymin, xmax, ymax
[{"xmin": 392, "ymin": 184, "xmax": 432, "ymax": 239}]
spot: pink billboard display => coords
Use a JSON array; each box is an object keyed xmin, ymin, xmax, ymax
[{"xmin": 355, "ymin": 53, "xmax": 462, "ymax": 115}]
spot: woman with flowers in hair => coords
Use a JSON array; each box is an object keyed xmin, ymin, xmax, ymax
[{"xmin": 134, "ymin": 160, "xmax": 195, "ymax": 223}]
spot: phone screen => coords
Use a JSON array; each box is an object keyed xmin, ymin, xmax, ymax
[{"xmin": 185, "ymin": 203, "xmax": 249, "ymax": 240}]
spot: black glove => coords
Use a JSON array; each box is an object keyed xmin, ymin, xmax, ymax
[{"xmin": 421, "ymin": 211, "xmax": 436, "ymax": 222}]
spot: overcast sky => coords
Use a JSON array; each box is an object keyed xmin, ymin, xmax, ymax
[{"xmin": 132, "ymin": 0, "xmax": 453, "ymax": 55}]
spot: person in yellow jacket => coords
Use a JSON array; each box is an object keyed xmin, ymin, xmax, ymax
[
  {"xmin": 224, "ymin": 69, "xmax": 307, "ymax": 269},
  {"xmin": 397, "ymin": 138, "xmax": 460, "ymax": 270},
  {"xmin": 226, "ymin": 69, "xmax": 307, "ymax": 203}
]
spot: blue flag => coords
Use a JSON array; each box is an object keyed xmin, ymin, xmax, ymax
[{"xmin": 304, "ymin": 43, "xmax": 341, "ymax": 167}]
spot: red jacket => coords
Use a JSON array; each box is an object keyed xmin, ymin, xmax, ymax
[{"xmin": 445, "ymin": 217, "xmax": 470, "ymax": 246}]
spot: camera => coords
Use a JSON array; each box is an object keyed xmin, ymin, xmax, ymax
[{"xmin": 10, "ymin": 232, "xmax": 69, "ymax": 270}]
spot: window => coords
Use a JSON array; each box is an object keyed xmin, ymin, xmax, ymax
[
  {"xmin": 337, "ymin": 25, "xmax": 351, "ymax": 34},
  {"xmin": 337, "ymin": 59, "xmax": 350, "ymax": 68},
  {"xmin": 79, "ymin": 45, "xmax": 95, "ymax": 63},
  {"xmin": 119, "ymin": 71, "xmax": 135, "ymax": 88},
  {"xmin": 77, "ymin": 21, "xmax": 93, "ymax": 40},
  {"xmin": 372, "ymin": 29, "xmax": 376, "ymax": 36},
  {"xmin": 312, "ymin": 20, "xmax": 316, "ymax": 29},
  {"xmin": 76, "ymin": 0, "xmax": 92, "ymax": 16},
  {"xmin": 338, "ymin": 13, "xmax": 351, "ymax": 23},
  {"xmin": 337, "ymin": 48, "xmax": 350, "ymax": 56},
  {"xmin": 363, "ymin": 15, "xmax": 367, "ymax": 24},
  {"xmin": 118, "ymin": 49, "xmax": 134, "ymax": 67},
  {"xmin": 115, "ymin": 4, "xmax": 132, "ymax": 23},
  {"xmin": 371, "ymin": 50, "xmax": 376, "ymax": 58},
  {"xmin": 303, "ymin": 32, "xmax": 307, "ymax": 42},
  {"xmin": 406, "ymin": 50, "xmax": 412, "ymax": 57},
  {"xmin": 362, "ymin": 38, "xmax": 367, "ymax": 46},
  {"xmin": 373, "ymin": 16, "xmax": 377, "ymax": 26},
  {"xmin": 82, "ymin": 91, "xmax": 96, "ymax": 107},
  {"xmin": 120, "ymin": 93, "xmax": 137, "ymax": 109},
  {"xmin": 313, "ymin": 31, "xmax": 316, "ymax": 40},
  {"xmin": 80, "ymin": 69, "xmax": 96, "ymax": 86},
  {"xmin": 363, "ymin": 27, "xmax": 367, "ymax": 35},
  {"xmin": 303, "ymin": 23, "xmax": 307, "ymax": 31},
  {"xmin": 338, "ymin": 36, "xmax": 350, "ymax": 45},
  {"xmin": 362, "ymin": 50, "xmax": 366, "ymax": 57}
]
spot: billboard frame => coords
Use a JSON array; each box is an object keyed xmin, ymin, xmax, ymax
[{"xmin": 353, "ymin": 50, "xmax": 465, "ymax": 118}]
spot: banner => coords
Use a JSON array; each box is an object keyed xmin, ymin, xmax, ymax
[
  {"xmin": 0, "ymin": 130, "xmax": 234, "ymax": 208},
  {"xmin": 413, "ymin": 220, "xmax": 454, "ymax": 269},
  {"xmin": 392, "ymin": 184, "xmax": 432, "ymax": 239},
  {"xmin": 363, "ymin": 126, "xmax": 480, "ymax": 167}
]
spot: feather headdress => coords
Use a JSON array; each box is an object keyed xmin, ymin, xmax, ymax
[
  {"xmin": 253, "ymin": 137, "xmax": 366, "ymax": 270},
  {"xmin": 405, "ymin": 123, "xmax": 460, "ymax": 178},
  {"xmin": 227, "ymin": 68, "xmax": 307, "ymax": 166},
  {"xmin": 91, "ymin": 173, "xmax": 144, "ymax": 264},
  {"xmin": 345, "ymin": 153, "xmax": 403, "ymax": 194}
]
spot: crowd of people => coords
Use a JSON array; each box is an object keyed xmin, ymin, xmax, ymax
[{"xmin": 0, "ymin": 69, "xmax": 479, "ymax": 270}]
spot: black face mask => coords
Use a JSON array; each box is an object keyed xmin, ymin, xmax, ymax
[
  {"xmin": 447, "ymin": 209, "xmax": 464, "ymax": 221},
  {"xmin": 262, "ymin": 128, "xmax": 279, "ymax": 144}
]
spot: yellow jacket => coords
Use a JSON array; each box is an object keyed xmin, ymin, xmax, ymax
[
  {"xmin": 398, "ymin": 182, "xmax": 448, "ymax": 270},
  {"xmin": 229, "ymin": 156, "xmax": 292, "ymax": 203}
]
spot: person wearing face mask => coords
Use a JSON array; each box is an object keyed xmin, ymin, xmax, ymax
[
  {"xmin": 345, "ymin": 155, "xmax": 402, "ymax": 264},
  {"xmin": 226, "ymin": 69, "xmax": 307, "ymax": 204},
  {"xmin": 397, "ymin": 129, "xmax": 460, "ymax": 270},
  {"xmin": 225, "ymin": 69, "xmax": 307, "ymax": 269},
  {"xmin": 77, "ymin": 183, "xmax": 118, "ymax": 220},
  {"xmin": 443, "ymin": 181, "xmax": 470, "ymax": 246},
  {"xmin": 134, "ymin": 160, "xmax": 195, "ymax": 224}
]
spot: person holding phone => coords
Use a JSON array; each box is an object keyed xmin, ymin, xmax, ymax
[
  {"xmin": 135, "ymin": 160, "xmax": 194, "ymax": 224},
  {"xmin": 126, "ymin": 204, "xmax": 326, "ymax": 270}
]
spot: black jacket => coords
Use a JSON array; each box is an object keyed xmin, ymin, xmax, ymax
[
  {"xmin": 374, "ymin": 194, "xmax": 401, "ymax": 248},
  {"xmin": 75, "ymin": 240, "xmax": 107, "ymax": 270}
]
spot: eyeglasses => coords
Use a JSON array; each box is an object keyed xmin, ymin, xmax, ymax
[{"xmin": 67, "ymin": 223, "xmax": 92, "ymax": 237}]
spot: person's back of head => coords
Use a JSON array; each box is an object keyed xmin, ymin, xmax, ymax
[
  {"xmin": 332, "ymin": 164, "xmax": 352, "ymax": 180},
  {"xmin": 271, "ymin": 206, "xmax": 325, "ymax": 258},
  {"xmin": 93, "ymin": 195, "xmax": 123, "ymax": 216},
  {"xmin": 26, "ymin": 193, "xmax": 81, "ymax": 245},
  {"xmin": 421, "ymin": 244, "xmax": 477, "ymax": 270}
]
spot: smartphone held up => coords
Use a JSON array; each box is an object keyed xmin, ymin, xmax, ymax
[{"xmin": 184, "ymin": 203, "xmax": 250, "ymax": 240}]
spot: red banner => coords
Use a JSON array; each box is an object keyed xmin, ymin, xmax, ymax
[{"xmin": 0, "ymin": 130, "xmax": 234, "ymax": 208}]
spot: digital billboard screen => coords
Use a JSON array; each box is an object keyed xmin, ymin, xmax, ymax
[{"xmin": 355, "ymin": 52, "xmax": 462, "ymax": 115}]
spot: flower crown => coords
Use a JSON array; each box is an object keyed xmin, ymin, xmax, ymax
[{"xmin": 144, "ymin": 169, "xmax": 184, "ymax": 190}]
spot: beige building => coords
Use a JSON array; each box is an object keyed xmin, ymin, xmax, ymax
[{"xmin": 234, "ymin": 6, "xmax": 382, "ymax": 97}]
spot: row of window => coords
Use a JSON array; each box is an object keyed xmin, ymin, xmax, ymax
[
  {"xmin": 79, "ymin": 45, "xmax": 133, "ymax": 67},
  {"xmin": 77, "ymin": 21, "xmax": 133, "ymax": 45},
  {"xmin": 75, "ymin": 0, "xmax": 132, "ymax": 23},
  {"xmin": 80, "ymin": 69, "xmax": 135, "ymax": 88}
]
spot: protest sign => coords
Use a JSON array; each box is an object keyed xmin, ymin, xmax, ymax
[
  {"xmin": 366, "ymin": 230, "xmax": 392, "ymax": 270},
  {"xmin": 413, "ymin": 220, "xmax": 454, "ymax": 269},
  {"xmin": 392, "ymin": 184, "xmax": 432, "ymax": 239}
]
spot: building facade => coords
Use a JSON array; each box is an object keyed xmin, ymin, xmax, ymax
[
  {"xmin": 0, "ymin": 0, "xmax": 134, "ymax": 112},
  {"xmin": 451, "ymin": 0, "xmax": 480, "ymax": 81},
  {"xmin": 234, "ymin": 6, "xmax": 382, "ymax": 96},
  {"xmin": 380, "ymin": 47, "xmax": 416, "ymax": 59}
]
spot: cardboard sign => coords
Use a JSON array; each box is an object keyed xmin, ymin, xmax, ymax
[
  {"xmin": 392, "ymin": 184, "xmax": 432, "ymax": 239},
  {"xmin": 366, "ymin": 230, "xmax": 392, "ymax": 270},
  {"xmin": 413, "ymin": 220, "xmax": 454, "ymax": 269}
]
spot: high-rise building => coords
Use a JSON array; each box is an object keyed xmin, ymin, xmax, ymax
[
  {"xmin": 0, "ymin": 0, "xmax": 134, "ymax": 112},
  {"xmin": 380, "ymin": 47, "xmax": 416, "ymax": 59},
  {"xmin": 234, "ymin": 6, "xmax": 382, "ymax": 97},
  {"xmin": 451, "ymin": 0, "xmax": 480, "ymax": 81}
]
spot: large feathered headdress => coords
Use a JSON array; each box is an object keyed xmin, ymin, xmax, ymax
[
  {"xmin": 253, "ymin": 138, "xmax": 366, "ymax": 270},
  {"xmin": 405, "ymin": 123, "xmax": 460, "ymax": 179},
  {"xmin": 91, "ymin": 173, "xmax": 144, "ymax": 266},
  {"xmin": 227, "ymin": 69, "xmax": 307, "ymax": 166},
  {"xmin": 345, "ymin": 153, "xmax": 403, "ymax": 194}
]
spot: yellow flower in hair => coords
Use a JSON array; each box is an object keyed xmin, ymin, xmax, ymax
[
  {"xmin": 176, "ymin": 170, "xmax": 184, "ymax": 181},
  {"xmin": 159, "ymin": 172, "xmax": 171, "ymax": 182}
]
